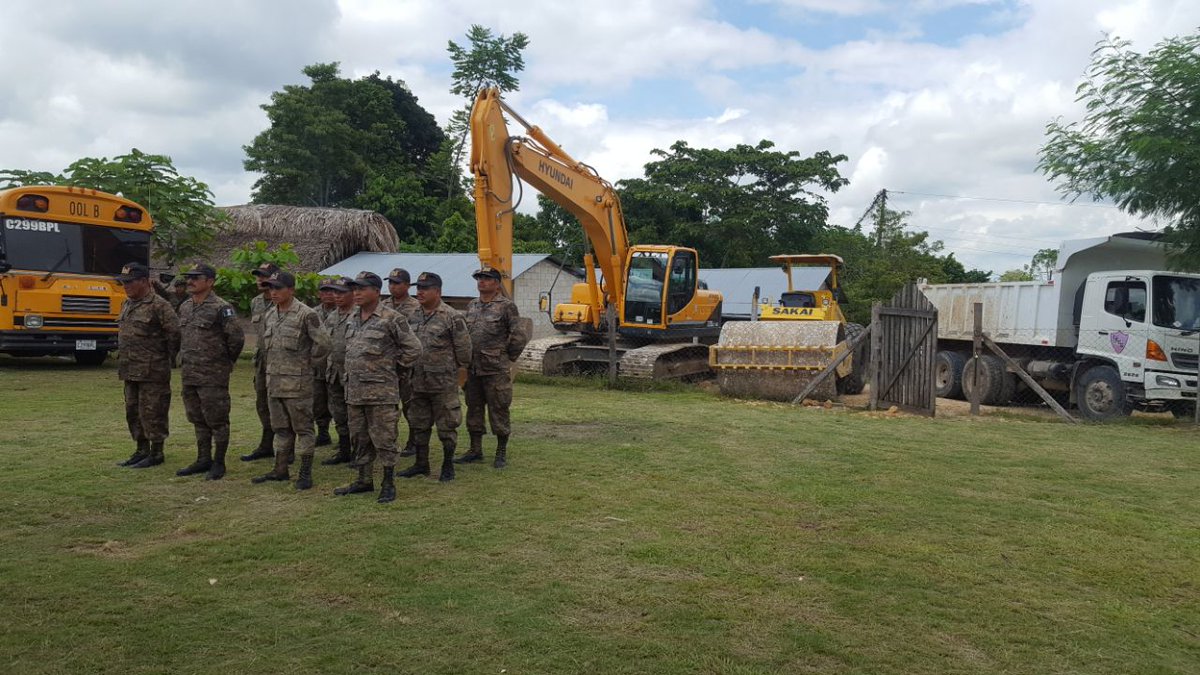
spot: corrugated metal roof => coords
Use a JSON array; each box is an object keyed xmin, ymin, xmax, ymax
[
  {"xmin": 319, "ymin": 252, "xmax": 561, "ymax": 297},
  {"xmin": 700, "ymin": 266, "xmax": 831, "ymax": 318}
]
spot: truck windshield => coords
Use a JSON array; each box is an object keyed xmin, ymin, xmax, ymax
[
  {"xmin": 1152, "ymin": 275, "xmax": 1200, "ymax": 330},
  {"xmin": 0, "ymin": 217, "xmax": 150, "ymax": 275}
]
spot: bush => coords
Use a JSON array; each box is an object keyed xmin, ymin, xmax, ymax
[{"xmin": 214, "ymin": 242, "xmax": 321, "ymax": 314}]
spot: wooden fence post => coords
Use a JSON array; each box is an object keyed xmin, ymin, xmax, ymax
[
  {"xmin": 869, "ymin": 302, "xmax": 882, "ymax": 411},
  {"xmin": 970, "ymin": 302, "xmax": 982, "ymax": 416}
]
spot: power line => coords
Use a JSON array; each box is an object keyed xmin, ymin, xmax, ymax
[{"xmin": 888, "ymin": 189, "xmax": 1122, "ymax": 209}]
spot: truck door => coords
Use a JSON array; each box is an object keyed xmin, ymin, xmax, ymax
[{"xmin": 1083, "ymin": 276, "xmax": 1149, "ymax": 380}]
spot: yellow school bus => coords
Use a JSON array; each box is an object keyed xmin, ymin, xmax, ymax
[{"xmin": 0, "ymin": 186, "xmax": 153, "ymax": 364}]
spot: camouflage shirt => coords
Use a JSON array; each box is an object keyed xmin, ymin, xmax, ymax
[
  {"xmin": 389, "ymin": 294, "xmax": 420, "ymax": 321},
  {"xmin": 179, "ymin": 292, "xmax": 245, "ymax": 387},
  {"xmin": 262, "ymin": 301, "xmax": 331, "ymax": 399},
  {"xmin": 344, "ymin": 304, "xmax": 423, "ymax": 405},
  {"xmin": 312, "ymin": 304, "xmax": 337, "ymax": 379},
  {"xmin": 409, "ymin": 300, "xmax": 472, "ymax": 393},
  {"xmin": 117, "ymin": 293, "xmax": 180, "ymax": 383},
  {"xmin": 250, "ymin": 292, "xmax": 272, "ymax": 362},
  {"xmin": 323, "ymin": 307, "xmax": 354, "ymax": 383},
  {"xmin": 466, "ymin": 295, "xmax": 530, "ymax": 376}
]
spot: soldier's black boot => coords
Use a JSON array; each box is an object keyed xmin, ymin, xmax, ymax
[
  {"xmin": 398, "ymin": 445, "xmax": 430, "ymax": 478},
  {"xmin": 322, "ymin": 434, "xmax": 352, "ymax": 465},
  {"xmin": 315, "ymin": 423, "xmax": 332, "ymax": 447},
  {"xmin": 241, "ymin": 428, "xmax": 275, "ymax": 462},
  {"xmin": 206, "ymin": 440, "xmax": 228, "ymax": 481},
  {"xmin": 494, "ymin": 435, "xmax": 509, "ymax": 469},
  {"xmin": 439, "ymin": 444, "xmax": 456, "ymax": 483},
  {"xmin": 334, "ymin": 465, "xmax": 374, "ymax": 495},
  {"xmin": 295, "ymin": 455, "xmax": 314, "ymax": 491},
  {"xmin": 399, "ymin": 429, "xmax": 416, "ymax": 457},
  {"xmin": 377, "ymin": 467, "xmax": 396, "ymax": 503},
  {"xmin": 176, "ymin": 438, "xmax": 213, "ymax": 476},
  {"xmin": 119, "ymin": 439, "xmax": 150, "ymax": 467},
  {"xmin": 251, "ymin": 449, "xmax": 290, "ymax": 483},
  {"xmin": 132, "ymin": 441, "xmax": 165, "ymax": 469},
  {"xmin": 454, "ymin": 433, "xmax": 485, "ymax": 464}
]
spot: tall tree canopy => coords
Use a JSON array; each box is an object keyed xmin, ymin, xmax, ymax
[
  {"xmin": 243, "ymin": 63, "xmax": 447, "ymax": 242},
  {"xmin": 445, "ymin": 25, "xmax": 530, "ymax": 174},
  {"xmin": 1038, "ymin": 30, "xmax": 1200, "ymax": 264},
  {"xmin": 0, "ymin": 149, "xmax": 222, "ymax": 266},
  {"xmin": 616, "ymin": 140, "xmax": 849, "ymax": 268}
]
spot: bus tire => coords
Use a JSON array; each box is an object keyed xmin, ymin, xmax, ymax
[
  {"xmin": 74, "ymin": 349, "xmax": 108, "ymax": 366},
  {"xmin": 1076, "ymin": 365, "xmax": 1132, "ymax": 421}
]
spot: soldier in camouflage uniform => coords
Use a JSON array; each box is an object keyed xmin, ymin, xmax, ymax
[
  {"xmin": 457, "ymin": 267, "xmax": 530, "ymax": 468},
  {"xmin": 320, "ymin": 276, "xmax": 356, "ymax": 466},
  {"xmin": 386, "ymin": 268, "xmax": 421, "ymax": 458},
  {"xmin": 311, "ymin": 281, "xmax": 338, "ymax": 447},
  {"xmin": 334, "ymin": 272, "xmax": 422, "ymax": 502},
  {"xmin": 241, "ymin": 262, "xmax": 280, "ymax": 462},
  {"xmin": 399, "ymin": 272, "xmax": 471, "ymax": 482},
  {"xmin": 153, "ymin": 275, "xmax": 190, "ymax": 313},
  {"xmin": 252, "ymin": 271, "xmax": 332, "ymax": 490},
  {"xmin": 114, "ymin": 262, "xmax": 180, "ymax": 469},
  {"xmin": 175, "ymin": 263, "xmax": 245, "ymax": 480}
]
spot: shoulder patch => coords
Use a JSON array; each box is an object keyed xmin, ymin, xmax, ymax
[
  {"xmin": 220, "ymin": 307, "xmax": 236, "ymax": 320},
  {"xmin": 306, "ymin": 312, "xmax": 320, "ymax": 328}
]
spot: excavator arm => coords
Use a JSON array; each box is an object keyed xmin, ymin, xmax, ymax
[{"xmin": 470, "ymin": 88, "xmax": 629, "ymax": 325}]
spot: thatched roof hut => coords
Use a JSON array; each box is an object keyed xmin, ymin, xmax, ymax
[{"xmin": 207, "ymin": 205, "xmax": 401, "ymax": 272}]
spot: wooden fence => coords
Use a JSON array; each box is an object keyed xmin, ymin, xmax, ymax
[{"xmin": 870, "ymin": 283, "xmax": 938, "ymax": 416}]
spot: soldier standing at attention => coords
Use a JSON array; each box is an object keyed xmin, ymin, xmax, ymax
[
  {"xmin": 400, "ymin": 272, "xmax": 471, "ymax": 482},
  {"xmin": 175, "ymin": 263, "xmax": 245, "ymax": 480},
  {"xmin": 114, "ymin": 262, "xmax": 180, "ymax": 469},
  {"xmin": 154, "ymin": 275, "xmax": 190, "ymax": 313},
  {"xmin": 334, "ymin": 272, "xmax": 422, "ymax": 502},
  {"xmin": 386, "ymin": 268, "xmax": 421, "ymax": 458},
  {"xmin": 252, "ymin": 271, "xmax": 331, "ymax": 490},
  {"xmin": 457, "ymin": 267, "xmax": 530, "ymax": 468},
  {"xmin": 241, "ymin": 262, "xmax": 280, "ymax": 462},
  {"xmin": 320, "ymin": 276, "xmax": 357, "ymax": 466},
  {"xmin": 311, "ymin": 280, "xmax": 338, "ymax": 448}
]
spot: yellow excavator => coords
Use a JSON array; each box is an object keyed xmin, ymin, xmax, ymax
[
  {"xmin": 470, "ymin": 87, "xmax": 723, "ymax": 380},
  {"xmin": 710, "ymin": 254, "xmax": 868, "ymax": 401}
]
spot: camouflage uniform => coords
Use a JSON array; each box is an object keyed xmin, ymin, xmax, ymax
[
  {"xmin": 250, "ymin": 292, "xmax": 274, "ymax": 434},
  {"xmin": 117, "ymin": 293, "xmax": 180, "ymax": 446},
  {"xmin": 389, "ymin": 293, "xmax": 421, "ymax": 447},
  {"xmin": 408, "ymin": 301, "xmax": 472, "ymax": 450},
  {"xmin": 324, "ymin": 306, "xmax": 354, "ymax": 456},
  {"xmin": 262, "ymin": 301, "xmax": 331, "ymax": 459},
  {"xmin": 311, "ymin": 304, "xmax": 335, "ymax": 438},
  {"xmin": 464, "ymin": 295, "xmax": 529, "ymax": 439},
  {"xmin": 344, "ymin": 304, "xmax": 422, "ymax": 471},
  {"xmin": 179, "ymin": 293, "xmax": 245, "ymax": 448}
]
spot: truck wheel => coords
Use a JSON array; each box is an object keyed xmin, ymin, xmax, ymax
[
  {"xmin": 1076, "ymin": 365, "xmax": 1132, "ymax": 421},
  {"xmin": 962, "ymin": 354, "xmax": 1014, "ymax": 405},
  {"xmin": 839, "ymin": 323, "xmax": 868, "ymax": 395},
  {"xmin": 74, "ymin": 349, "xmax": 108, "ymax": 366},
  {"xmin": 934, "ymin": 350, "xmax": 967, "ymax": 399}
]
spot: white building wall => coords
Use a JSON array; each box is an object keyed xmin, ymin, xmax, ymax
[{"xmin": 513, "ymin": 259, "xmax": 582, "ymax": 339}]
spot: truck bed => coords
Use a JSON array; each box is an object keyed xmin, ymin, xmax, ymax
[{"xmin": 921, "ymin": 280, "xmax": 1073, "ymax": 348}]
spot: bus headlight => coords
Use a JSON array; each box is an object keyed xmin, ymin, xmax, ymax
[{"xmin": 23, "ymin": 314, "xmax": 44, "ymax": 329}]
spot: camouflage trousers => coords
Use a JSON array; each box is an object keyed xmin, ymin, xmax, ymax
[
  {"xmin": 408, "ymin": 389, "xmax": 461, "ymax": 448},
  {"xmin": 312, "ymin": 375, "xmax": 332, "ymax": 427},
  {"xmin": 347, "ymin": 403, "xmax": 400, "ymax": 468},
  {"xmin": 253, "ymin": 358, "xmax": 271, "ymax": 430},
  {"xmin": 268, "ymin": 396, "xmax": 316, "ymax": 457},
  {"xmin": 464, "ymin": 373, "xmax": 514, "ymax": 437},
  {"xmin": 326, "ymin": 373, "xmax": 351, "ymax": 441},
  {"xmin": 124, "ymin": 380, "xmax": 171, "ymax": 442},
  {"xmin": 398, "ymin": 369, "xmax": 413, "ymax": 422},
  {"xmin": 182, "ymin": 384, "xmax": 231, "ymax": 446}
]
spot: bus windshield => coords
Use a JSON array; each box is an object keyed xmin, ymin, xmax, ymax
[{"xmin": 0, "ymin": 217, "xmax": 150, "ymax": 275}]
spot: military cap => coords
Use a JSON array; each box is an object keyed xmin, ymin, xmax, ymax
[
  {"xmin": 319, "ymin": 276, "xmax": 348, "ymax": 291},
  {"xmin": 264, "ymin": 270, "xmax": 295, "ymax": 288},
  {"xmin": 184, "ymin": 263, "xmax": 217, "ymax": 279},
  {"xmin": 115, "ymin": 262, "xmax": 149, "ymax": 283},
  {"xmin": 472, "ymin": 266, "xmax": 502, "ymax": 281},
  {"xmin": 347, "ymin": 271, "xmax": 383, "ymax": 289},
  {"xmin": 415, "ymin": 272, "xmax": 442, "ymax": 288},
  {"xmin": 250, "ymin": 262, "xmax": 280, "ymax": 278},
  {"xmin": 172, "ymin": 275, "xmax": 189, "ymax": 286},
  {"xmin": 386, "ymin": 267, "xmax": 411, "ymax": 284}
]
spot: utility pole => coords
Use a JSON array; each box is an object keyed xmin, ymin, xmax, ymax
[{"xmin": 875, "ymin": 189, "xmax": 888, "ymax": 247}]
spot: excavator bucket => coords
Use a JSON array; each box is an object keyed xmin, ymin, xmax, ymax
[{"xmin": 710, "ymin": 321, "xmax": 849, "ymax": 402}]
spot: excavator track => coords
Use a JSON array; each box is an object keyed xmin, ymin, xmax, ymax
[
  {"xmin": 515, "ymin": 335, "xmax": 586, "ymax": 376},
  {"xmin": 618, "ymin": 342, "xmax": 712, "ymax": 381}
]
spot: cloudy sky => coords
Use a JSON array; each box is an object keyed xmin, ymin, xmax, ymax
[{"xmin": 1, "ymin": 0, "xmax": 1196, "ymax": 273}]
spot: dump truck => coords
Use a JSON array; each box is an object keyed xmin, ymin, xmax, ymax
[
  {"xmin": 921, "ymin": 233, "xmax": 1200, "ymax": 420},
  {"xmin": 710, "ymin": 254, "xmax": 868, "ymax": 401}
]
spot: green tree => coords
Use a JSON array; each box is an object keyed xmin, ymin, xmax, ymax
[
  {"xmin": 617, "ymin": 140, "xmax": 849, "ymax": 268},
  {"xmin": 0, "ymin": 149, "xmax": 223, "ymax": 266},
  {"xmin": 1038, "ymin": 31, "xmax": 1200, "ymax": 264},
  {"xmin": 999, "ymin": 269, "xmax": 1035, "ymax": 282},
  {"xmin": 1025, "ymin": 247, "xmax": 1058, "ymax": 280},
  {"xmin": 213, "ymin": 242, "xmax": 320, "ymax": 313},
  {"xmin": 445, "ymin": 25, "xmax": 530, "ymax": 177}
]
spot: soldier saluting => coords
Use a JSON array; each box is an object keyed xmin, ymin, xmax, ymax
[
  {"xmin": 114, "ymin": 262, "xmax": 180, "ymax": 469},
  {"xmin": 252, "ymin": 271, "xmax": 331, "ymax": 490},
  {"xmin": 175, "ymin": 263, "xmax": 245, "ymax": 480},
  {"xmin": 334, "ymin": 271, "xmax": 422, "ymax": 502}
]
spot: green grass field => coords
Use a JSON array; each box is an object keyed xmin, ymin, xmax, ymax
[{"xmin": 1, "ymin": 358, "xmax": 1197, "ymax": 674}]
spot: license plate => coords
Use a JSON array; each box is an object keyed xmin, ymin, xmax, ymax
[{"xmin": 75, "ymin": 339, "xmax": 97, "ymax": 351}]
